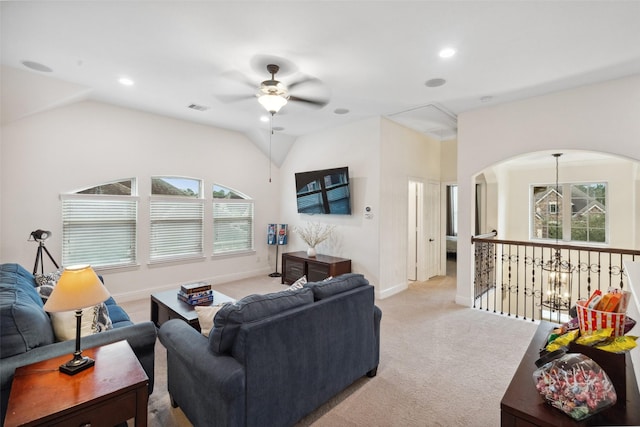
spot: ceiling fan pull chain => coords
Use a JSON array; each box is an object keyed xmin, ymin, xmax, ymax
[{"xmin": 269, "ymin": 113, "xmax": 273, "ymax": 183}]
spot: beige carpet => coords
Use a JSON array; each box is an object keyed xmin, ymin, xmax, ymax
[{"xmin": 122, "ymin": 271, "xmax": 538, "ymax": 427}]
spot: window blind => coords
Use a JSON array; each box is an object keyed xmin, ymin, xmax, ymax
[
  {"xmin": 62, "ymin": 196, "xmax": 137, "ymax": 268},
  {"xmin": 150, "ymin": 198, "xmax": 204, "ymax": 261},
  {"xmin": 213, "ymin": 200, "xmax": 253, "ymax": 254}
]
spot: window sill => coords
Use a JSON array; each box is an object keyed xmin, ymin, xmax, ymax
[{"xmin": 148, "ymin": 255, "xmax": 207, "ymax": 267}]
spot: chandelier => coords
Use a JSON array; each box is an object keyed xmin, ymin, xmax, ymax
[{"xmin": 541, "ymin": 153, "xmax": 574, "ymax": 313}]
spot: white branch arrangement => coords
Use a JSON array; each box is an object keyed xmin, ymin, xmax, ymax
[{"xmin": 293, "ymin": 222, "xmax": 336, "ymax": 248}]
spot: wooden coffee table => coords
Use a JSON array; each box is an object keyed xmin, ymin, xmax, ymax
[
  {"xmin": 150, "ymin": 288, "xmax": 235, "ymax": 331},
  {"xmin": 4, "ymin": 340, "xmax": 148, "ymax": 427}
]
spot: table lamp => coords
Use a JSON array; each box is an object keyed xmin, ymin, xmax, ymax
[{"xmin": 43, "ymin": 264, "xmax": 110, "ymax": 375}]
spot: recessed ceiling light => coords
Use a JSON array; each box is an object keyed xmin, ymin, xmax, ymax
[
  {"xmin": 439, "ymin": 48, "xmax": 456, "ymax": 59},
  {"xmin": 118, "ymin": 77, "xmax": 134, "ymax": 86},
  {"xmin": 334, "ymin": 108, "xmax": 350, "ymax": 115},
  {"xmin": 273, "ymin": 126, "xmax": 285, "ymax": 132},
  {"xmin": 425, "ymin": 78, "xmax": 447, "ymax": 88},
  {"xmin": 21, "ymin": 60, "xmax": 53, "ymax": 72}
]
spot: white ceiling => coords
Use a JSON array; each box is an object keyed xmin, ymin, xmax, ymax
[{"xmin": 2, "ymin": 1, "xmax": 640, "ymax": 165}]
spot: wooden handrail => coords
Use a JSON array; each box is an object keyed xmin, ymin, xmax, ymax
[{"xmin": 471, "ymin": 236, "xmax": 640, "ymax": 256}]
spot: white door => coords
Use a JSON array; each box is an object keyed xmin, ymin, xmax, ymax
[
  {"xmin": 426, "ymin": 181, "xmax": 441, "ymax": 279},
  {"xmin": 407, "ymin": 180, "xmax": 423, "ymax": 280}
]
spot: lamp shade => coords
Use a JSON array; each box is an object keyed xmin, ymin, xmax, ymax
[
  {"xmin": 43, "ymin": 265, "xmax": 110, "ymax": 312},
  {"xmin": 258, "ymin": 94, "xmax": 287, "ymax": 114}
]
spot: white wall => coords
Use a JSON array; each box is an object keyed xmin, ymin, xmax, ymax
[
  {"xmin": 457, "ymin": 74, "xmax": 640, "ymax": 306},
  {"xmin": 279, "ymin": 116, "xmax": 440, "ymax": 299},
  {"xmin": 1, "ymin": 101, "xmax": 280, "ymax": 300},
  {"xmin": 379, "ymin": 118, "xmax": 441, "ymax": 297},
  {"xmin": 623, "ymin": 260, "xmax": 640, "ymax": 385},
  {"xmin": 495, "ymin": 158, "xmax": 637, "ymax": 247},
  {"xmin": 279, "ymin": 117, "xmax": 382, "ymax": 289},
  {"xmin": 440, "ymin": 139, "xmax": 457, "ymax": 183}
]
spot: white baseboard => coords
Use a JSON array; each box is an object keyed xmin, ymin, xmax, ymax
[
  {"xmin": 111, "ymin": 266, "xmax": 273, "ymax": 303},
  {"xmin": 455, "ymin": 293, "xmax": 473, "ymax": 307},
  {"xmin": 377, "ymin": 281, "xmax": 408, "ymax": 299}
]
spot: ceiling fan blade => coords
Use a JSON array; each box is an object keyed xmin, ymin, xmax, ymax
[
  {"xmin": 289, "ymin": 95, "xmax": 329, "ymax": 108},
  {"xmin": 287, "ymin": 76, "xmax": 322, "ymax": 91},
  {"xmin": 219, "ymin": 70, "xmax": 256, "ymax": 90},
  {"xmin": 215, "ymin": 93, "xmax": 255, "ymax": 103}
]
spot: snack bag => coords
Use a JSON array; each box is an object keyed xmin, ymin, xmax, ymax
[
  {"xmin": 595, "ymin": 335, "xmax": 638, "ymax": 353},
  {"xmin": 575, "ymin": 328, "xmax": 613, "ymax": 346},
  {"xmin": 546, "ymin": 329, "xmax": 579, "ymax": 352}
]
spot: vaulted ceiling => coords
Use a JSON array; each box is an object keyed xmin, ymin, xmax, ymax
[{"xmin": 2, "ymin": 1, "xmax": 640, "ymax": 165}]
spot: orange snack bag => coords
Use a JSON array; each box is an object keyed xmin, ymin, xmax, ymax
[
  {"xmin": 601, "ymin": 293, "xmax": 621, "ymax": 312},
  {"xmin": 596, "ymin": 293, "xmax": 612, "ymax": 311}
]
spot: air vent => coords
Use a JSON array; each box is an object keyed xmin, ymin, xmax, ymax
[{"xmin": 187, "ymin": 104, "xmax": 209, "ymax": 112}]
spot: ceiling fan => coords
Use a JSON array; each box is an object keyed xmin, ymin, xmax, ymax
[{"xmin": 216, "ymin": 63, "xmax": 329, "ymax": 115}]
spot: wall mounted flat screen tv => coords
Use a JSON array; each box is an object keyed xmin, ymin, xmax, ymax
[{"xmin": 295, "ymin": 166, "xmax": 351, "ymax": 215}]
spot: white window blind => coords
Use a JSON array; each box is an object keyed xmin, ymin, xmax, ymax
[
  {"xmin": 150, "ymin": 198, "xmax": 204, "ymax": 261},
  {"xmin": 62, "ymin": 195, "xmax": 137, "ymax": 268},
  {"xmin": 213, "ymin": 200, "xmax": 253, "ymax": 254}
]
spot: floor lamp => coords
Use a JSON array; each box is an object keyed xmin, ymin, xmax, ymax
[{"xmin": 29, "ymin": 229, "xmax": 60, "ymax": 274}]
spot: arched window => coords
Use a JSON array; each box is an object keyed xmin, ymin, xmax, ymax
[
  {"xmin": 150, "ymin": 177, "xmax": 203, "ymax": 262},
  {"xmin": 213, "ymin": 184, "xmax": 254, "ymax": 255},
  {"xmin": 61, "ymin": 179, "xmax": 138, "ymax": 268}
]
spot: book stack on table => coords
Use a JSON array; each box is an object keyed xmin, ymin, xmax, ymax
[{"xmin": 178, "ymin": 282, "xmax": 213, "ymax": 305}]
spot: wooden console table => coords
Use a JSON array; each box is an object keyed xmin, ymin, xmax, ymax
[
  {"xmin": 501, "ymin": 320, "xmax": 640, "ymax": 426},
  {"xmin": 4, "ymin": 340, "xmax": 148, "ymax": 427},
  {"xmin": 281, "ymin": 251, "xmax": 351, "ymax": 285}
]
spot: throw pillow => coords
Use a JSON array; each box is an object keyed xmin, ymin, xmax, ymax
[
  {"xmin": 50, "ymin": 307, "xmax": 101, "ymax": 341},
  {"xmin": 35, "ymin": 271, "xmax": 113, "ymax": 340},
  {"xmin": 287, "ymin": 275, "xmax": 307, "ymax": 291},
  {"xmin": 194, "ymin": 304, "xmax": 226, "ymax": 337},
  {"xmin": 34, "ymin": 270, "xmax": 61, "ymax": 287}
]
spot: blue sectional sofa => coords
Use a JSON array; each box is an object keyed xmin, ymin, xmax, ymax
[
  {"xmin": 158, "ymin": 273, "xmax": 382, "ymax": 427},
  {"xmin": 0, "ymin": 263, "xmax": 157, "ymax": 423}
]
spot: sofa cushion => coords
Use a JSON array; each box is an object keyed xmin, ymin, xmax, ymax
[
  {"xmin": 0, "ymin": 285, "xmax": 55, "ymax": 359},
  {"xmin": 103, "ymin": 297, "xmax": 131, "ymax": 325},
  {"xmin": 209, "ymin": 287, "xmax": 313, "ymax": 354},
  {"xmin": 304, "ymin": 273, "xmax": 368, "ymax": 300},
  {"xmin": 0, "ymin": 263, "xmax": 42, "ymax": 306}
]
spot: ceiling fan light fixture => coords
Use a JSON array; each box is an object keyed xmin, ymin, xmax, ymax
[{"xmin": 258, "ymin": 93, "xmax": 288, "ymax": 114}]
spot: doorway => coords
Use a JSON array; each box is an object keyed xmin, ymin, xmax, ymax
[{"xmin": 408, "ymin": 179, "xmax": 440, "ymax": 281}]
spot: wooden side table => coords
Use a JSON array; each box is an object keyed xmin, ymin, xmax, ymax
[{"xmin": 4, "ymin": 340, "xmax": 149, "ymax": 427}]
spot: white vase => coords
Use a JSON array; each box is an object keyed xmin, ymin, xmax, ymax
[{"xmin": 307, "ymin": 247, "xmax": 317, "ymax": 257}]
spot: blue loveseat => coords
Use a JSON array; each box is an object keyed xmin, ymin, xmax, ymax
[
  {"xmin": 158, "ymin": 273, "xmax": 381, "ymax": 427},
  {"xmin": 0, "ymin": 263, "xmax": 157, "ymax": 423}
]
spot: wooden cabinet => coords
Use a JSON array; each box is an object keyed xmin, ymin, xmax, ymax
[
  {"xmin": 501, "ymin": 321, "xmax": 640, "ymax": 426},
  {"xmin": 281, "ymin": 251, "xmax": 351, "ymax": 285}
]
